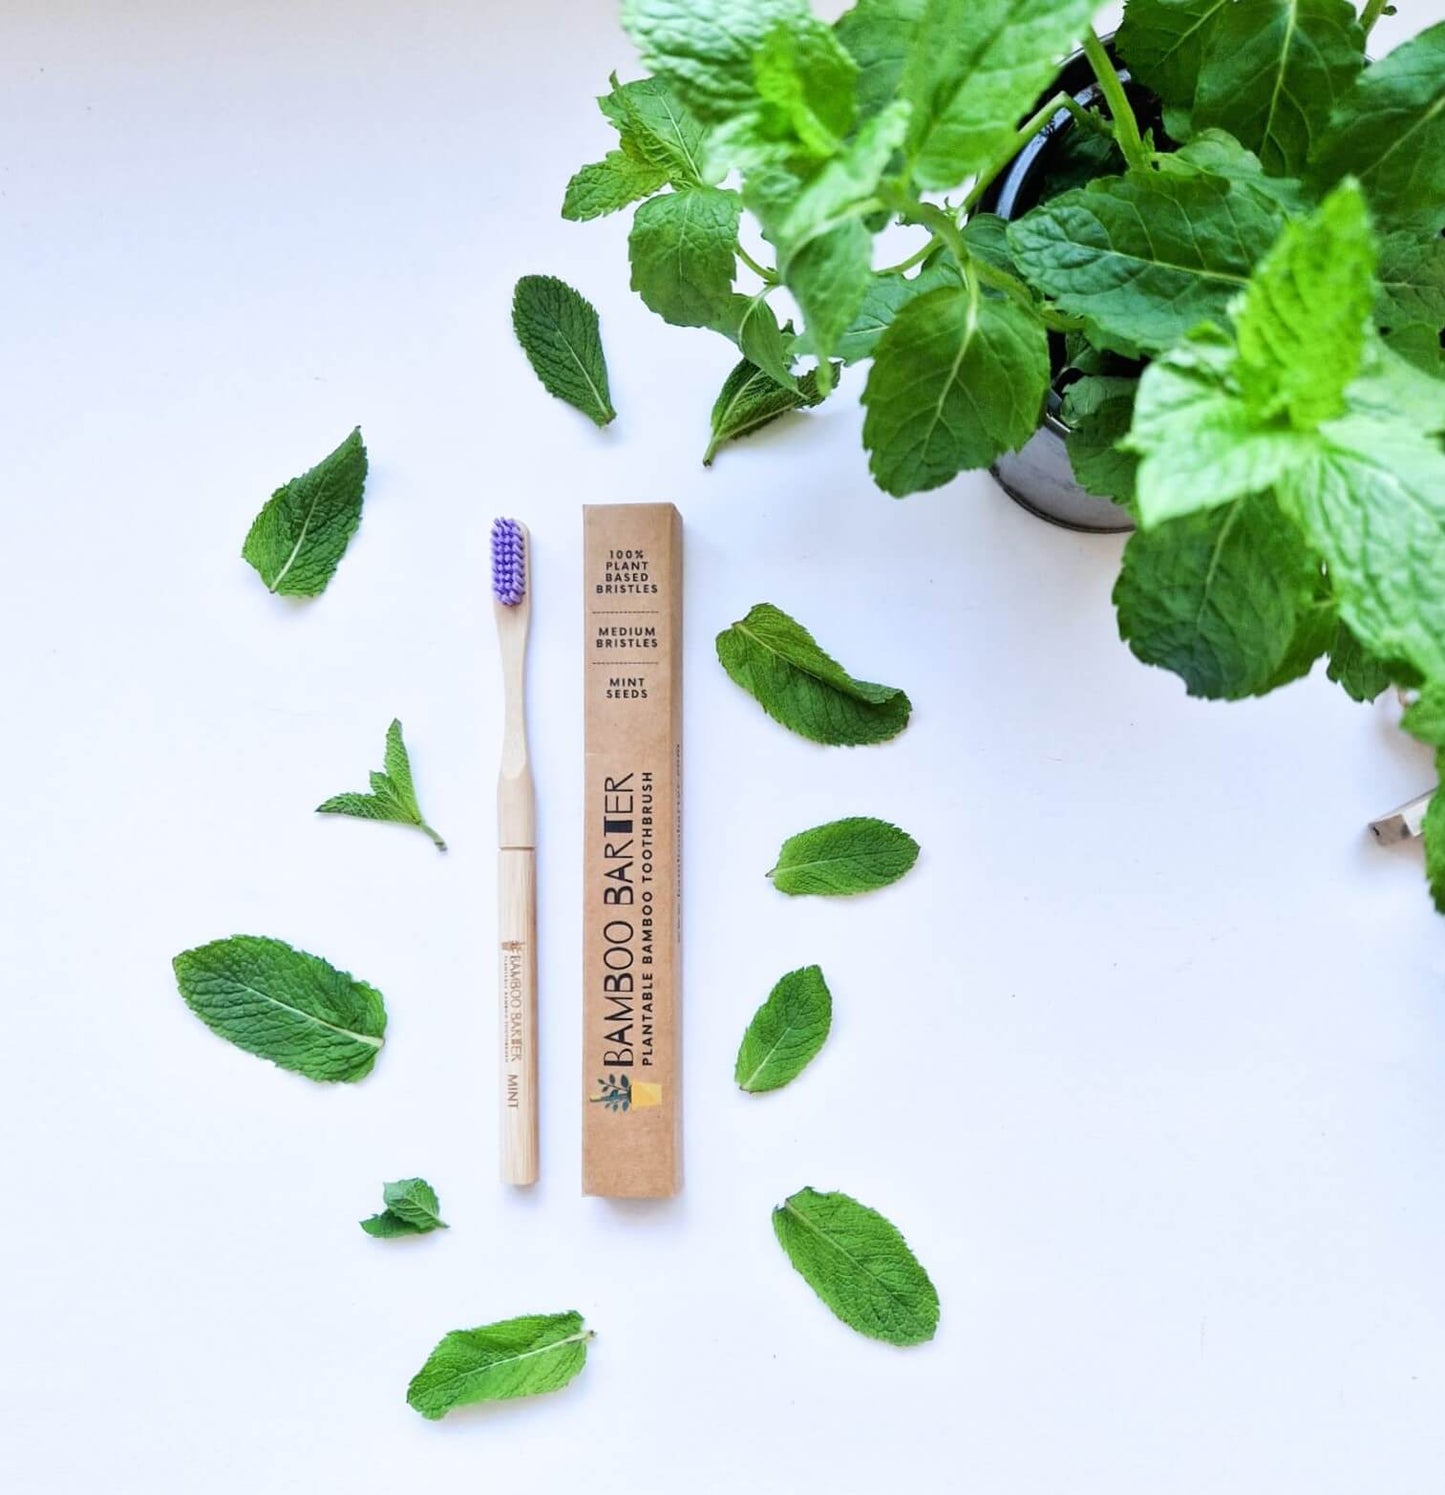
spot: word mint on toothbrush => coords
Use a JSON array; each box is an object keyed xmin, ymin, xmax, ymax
[{"xmin": 492, "ymin": 517, "xmax": 538, "ymax": 1186}]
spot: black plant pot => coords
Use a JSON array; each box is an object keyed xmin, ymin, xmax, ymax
[{"xmin": 979, "ymin": 42, "xmax": 1155, "ymax": 535}]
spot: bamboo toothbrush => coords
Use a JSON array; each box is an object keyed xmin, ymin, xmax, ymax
[{"xmin": 491, "ymin": 518, "xmax": 538, "ymax": 1186}]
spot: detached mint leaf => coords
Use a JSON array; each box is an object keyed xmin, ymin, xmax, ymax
[
  {"xmin": 1113, "ymin": 490, "xmax": 1322, "ymax": 699},
  {"xmin": 862, "ymin": 283, "xmax": 1049, "ymax": 495},
  {"xmin": 773, "ymin": 1187, "xmax": 939, "ymax": 1345},
  {"xmin": 1191, "ymin": 0, "xmax": 1364, "ymax": 178},
  {"xmin": 563, "ymin": 151, "xmax": 668, "ymax": 221},
  {"xmin": 769, "ymin": 816, "xmax": 919, "ymax": 895},
  {"xmin": 385, "ymin": 1178, "xmax": 448, "ymax": 1232},
  {"xmin": 900, "ymin": 0, "xmax": 1097, "ymax": 190},
  {"xmin": 629, "ymin": 187, "xmax": 740, "ymax": 328},
  {"xmin": 1007, "ymin": 167, "xmax": 1283, "ymax": 355},
  {"xmin": 600, "ymin": 75, "xmax": 711, "ymax": 187},
  {"xmin": 407, "ymin": 1312, "xmax": 592, "ymax": 1419},
  {"xmin": 511, "ymin": 275, "xmax": 616, "ymax": 428},
  {"xmin": 834, "ymin": 0, "xmax": 925, "ymax": 119},
  {"xmin": 1307, "ymin": 20, "xmax": 1445, "ymax": 231},
  {"xmin": 705, "ymin": 360, "xmax": 826, "ymax": 466},
  {"xmin": 241, "ymin": 428, "xmax": 367, "ymax": 598},
  {"xmin": 360, "ymin": 1210, "xmax": 426, "ymax": 1239},
  {"xmin": 361, "ymin": 1178, "xmax": 447, "ymax": 1238},
  {"xmin": 1115, "ymin": 0, "xmax": 1229, "ymax": 114},
  {"xmin": 318, "ymin": 719, "xmax": 446, "ymax": 851},
  {"xmin": 621, "ymin": 0, "xmax": 811, "ymax": 120},
  {"xmin": 1376, "ymin": 230, "xmax": 1445, "ymax": 332},
  {"xmin": 1328, "ymin": 623, "xmax": 1394, "ymax": 703},
  {"xmin": 172, "ymin": 935, "xmax": 386, "ymax": 1084},
  {"xmin": 735, "ymin": 965, "xmax": 832, "ymax": 1092},
  {"xmin": 716, "ymin": 602, "xmax": 911, "ymax": 744}
]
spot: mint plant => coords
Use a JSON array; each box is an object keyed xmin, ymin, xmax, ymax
[{"xmin": 563, "ymin": 0, "xmax": 1445, "ymax": 912}]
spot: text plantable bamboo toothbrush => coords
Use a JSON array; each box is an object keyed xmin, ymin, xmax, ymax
[{"xmin": 492, "ymin": 518, "xmax": 538, "ymax": 1186}]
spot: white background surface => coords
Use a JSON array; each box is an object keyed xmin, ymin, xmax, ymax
[{"xmin": 3, "ymin": 3, "xmax": 1444, "ymax": 1491}]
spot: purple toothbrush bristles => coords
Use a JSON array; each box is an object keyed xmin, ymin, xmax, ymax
[{"xmin": 491, "ymin": 517, "xmax": 526, "ymax": 606}]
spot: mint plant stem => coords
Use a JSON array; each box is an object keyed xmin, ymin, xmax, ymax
[
  {"xmin": 962, "ymin": 90, "xmax": 1074, "ymax": 211},
  {"xmin": 877, "ymin": 235, "xmax": 941, "ymax": 277},
  {"xmin": 1081, "ymin": 29, "xmax": 1149, "ymax": 171},
  {"xmin": 736, "ymin": 243, "xmax": 779, "ymax": 284},
  {"xmin": 1359, "ymin": 0, "xmax": 1391, "ymax": 37}
]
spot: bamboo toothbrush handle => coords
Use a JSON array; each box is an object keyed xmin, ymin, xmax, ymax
[{"xmin": 498, "ymin": 845, "xmax": 538, "ymax": 1185}]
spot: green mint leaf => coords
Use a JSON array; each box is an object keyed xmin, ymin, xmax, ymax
[
  {"xmin": 1376, "ymin": 229, "xmax": 1445, "ymax": 333},
  {"xmin": 1033, "ymin": 128, "xmax": 1127, "ymax": 207},
  {"xmin": 900, "ymin": 0, "xmax": 1097, "ymax": 190},
  {"xmin": 959, "ymin": 212, "xmax": 1017, "ymax": 275},
  {"xmin": 1424, "ymin": 775, "xmax": 1445, "ymax": 917},
  {"xmin": 241, "ymin": 428, "xmax": 367, "ymax": 598},
  {"xmin": 769, "ymin": 816, "xmax": 919, "ymax": 896},
  {"xmin": 600, "ymin": 75, "xmax": 711, "ymax": 187},
  {"xmin": 736, "ymin": 966, "xmax": 832, "ymax": 1092},
  {"xmin": 1307, "ymin": 20, "xmax": 1445, "ymax": 231},
  {"xmin": 1328, "ymin": 623, "xmax": 1394, "ymax": 703},
  {"xmin": 1062, "ymin": 375, "xmax": 1139, "ymax": 511},
  {"xmin": 834, "ymin": 0, "xmax": 926, "ymax": 120},
  {"xmin": 1345, "ymin": 332, "xmax": 1445, "ymax": 434},
  {"xmin": 704, "ymin": 360, "xmax": 826, "ymax": 465},
  {"xmin": 772, "ymin": 1187, "xmax": 939, "ymax": 1345},
  {"xmin": 1190, "ymin": 0, "xmax": 1364, "ymax": 178},
  {"xmin": 782, "ymin": 219, "xmax": 871, "ymax": 386},
  {"xmin": 835, "ymin": 258, "xmax": 961, "ymax": 365},
  {"xmin": 407, "ymin": 1312, "xmax": 592, "ymax": 1419},
  {"xmin": 1263, "ymin": 596, "xmax": 1336, "ymax": 692},
  {"xmin": 1114, "ymin": 0, "xmax": 1229, "ymax": 114},
  {"xmin": 753, "ymin": 17, "xmax": 859, "ymax": 155},
  {"xmin": 714, "ymin": 292, "xmax": 799, "ymax": 390},
  {"xmin": 862, "ymin": 283, "xmax": 1049, "ymax": 495},
  {"xmin": 1127, "ymin": 326, "xmax": 1314, "ymax": 524},
  {"xmin": 1384, "ymin": 323, "xmax": 1445, "ymax": 376},
  {"xmin": 621, "ymin": 0, "xmax": 811, "ymax": 120},
  {"xmin": 1402, "ymin": 684, "xmax": 1445, "ymax": 747},
  {"xmin": 380, "ymin": 1177, "xmax": 448, "ymax": 1232},
  {"xmin": 1282, "ymin": 417, "xmax": 1445, "ymax": 681},
  {"xmin": 1232, "ymin": 179, "xmax": 1374, "ymax": 429},
  {"xmin": 360, "ymin": 1209, "xmax": 425, "ymax": 1238},
  {"xmin": 1113, "ymin": 490, "xmax": 1322, "ymax": 699},
  {"xmin": 317, "ymin": 719, "xmax": 446, "ymax": 851},
  {"xmin": 563, "ymin": 150, "xmax": 669, "ymax": 221},
  {"xmin": 172, "ymin": 935, "xmax": 386, "ymax": 1084},
  {"xmin": 717, "ymin": 602, "xmax": 912, "ymax": 744},
  {"xmin": 629, "ymin": 187, "xmax": 741, "ymax": 328},
  {"xmin": 511, "ymin": 275, "xmax": 616, "ymax": 428},
  {"xmin": 1007, "ymin": 166, "xmax": 1285, "ymax": 355},
  {"xmin": 750, "ymin": 102, "xmax": 913, "ymax": 374},
  {"xmin": 1155, "ymin": 130, "xmax": 1309, "ymax": 214}
]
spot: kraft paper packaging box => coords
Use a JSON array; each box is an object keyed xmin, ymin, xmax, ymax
[{"xmin": 582, "ymin": 504, "xmax": 683, "ymax": 1197}]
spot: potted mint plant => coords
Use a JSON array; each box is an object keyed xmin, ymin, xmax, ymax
[{"xmin": 560, "ymin": 0, "xmax": 1445, "ymax": 910}]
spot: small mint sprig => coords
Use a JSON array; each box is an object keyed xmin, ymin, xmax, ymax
[{"xmin": 317, "ymin": 719, "xmax": 446, "ymax": 851}]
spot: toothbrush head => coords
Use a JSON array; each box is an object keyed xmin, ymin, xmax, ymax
[{"xmin": 491, "ymin": 517, "xmax": 526, "ymax": 607}]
